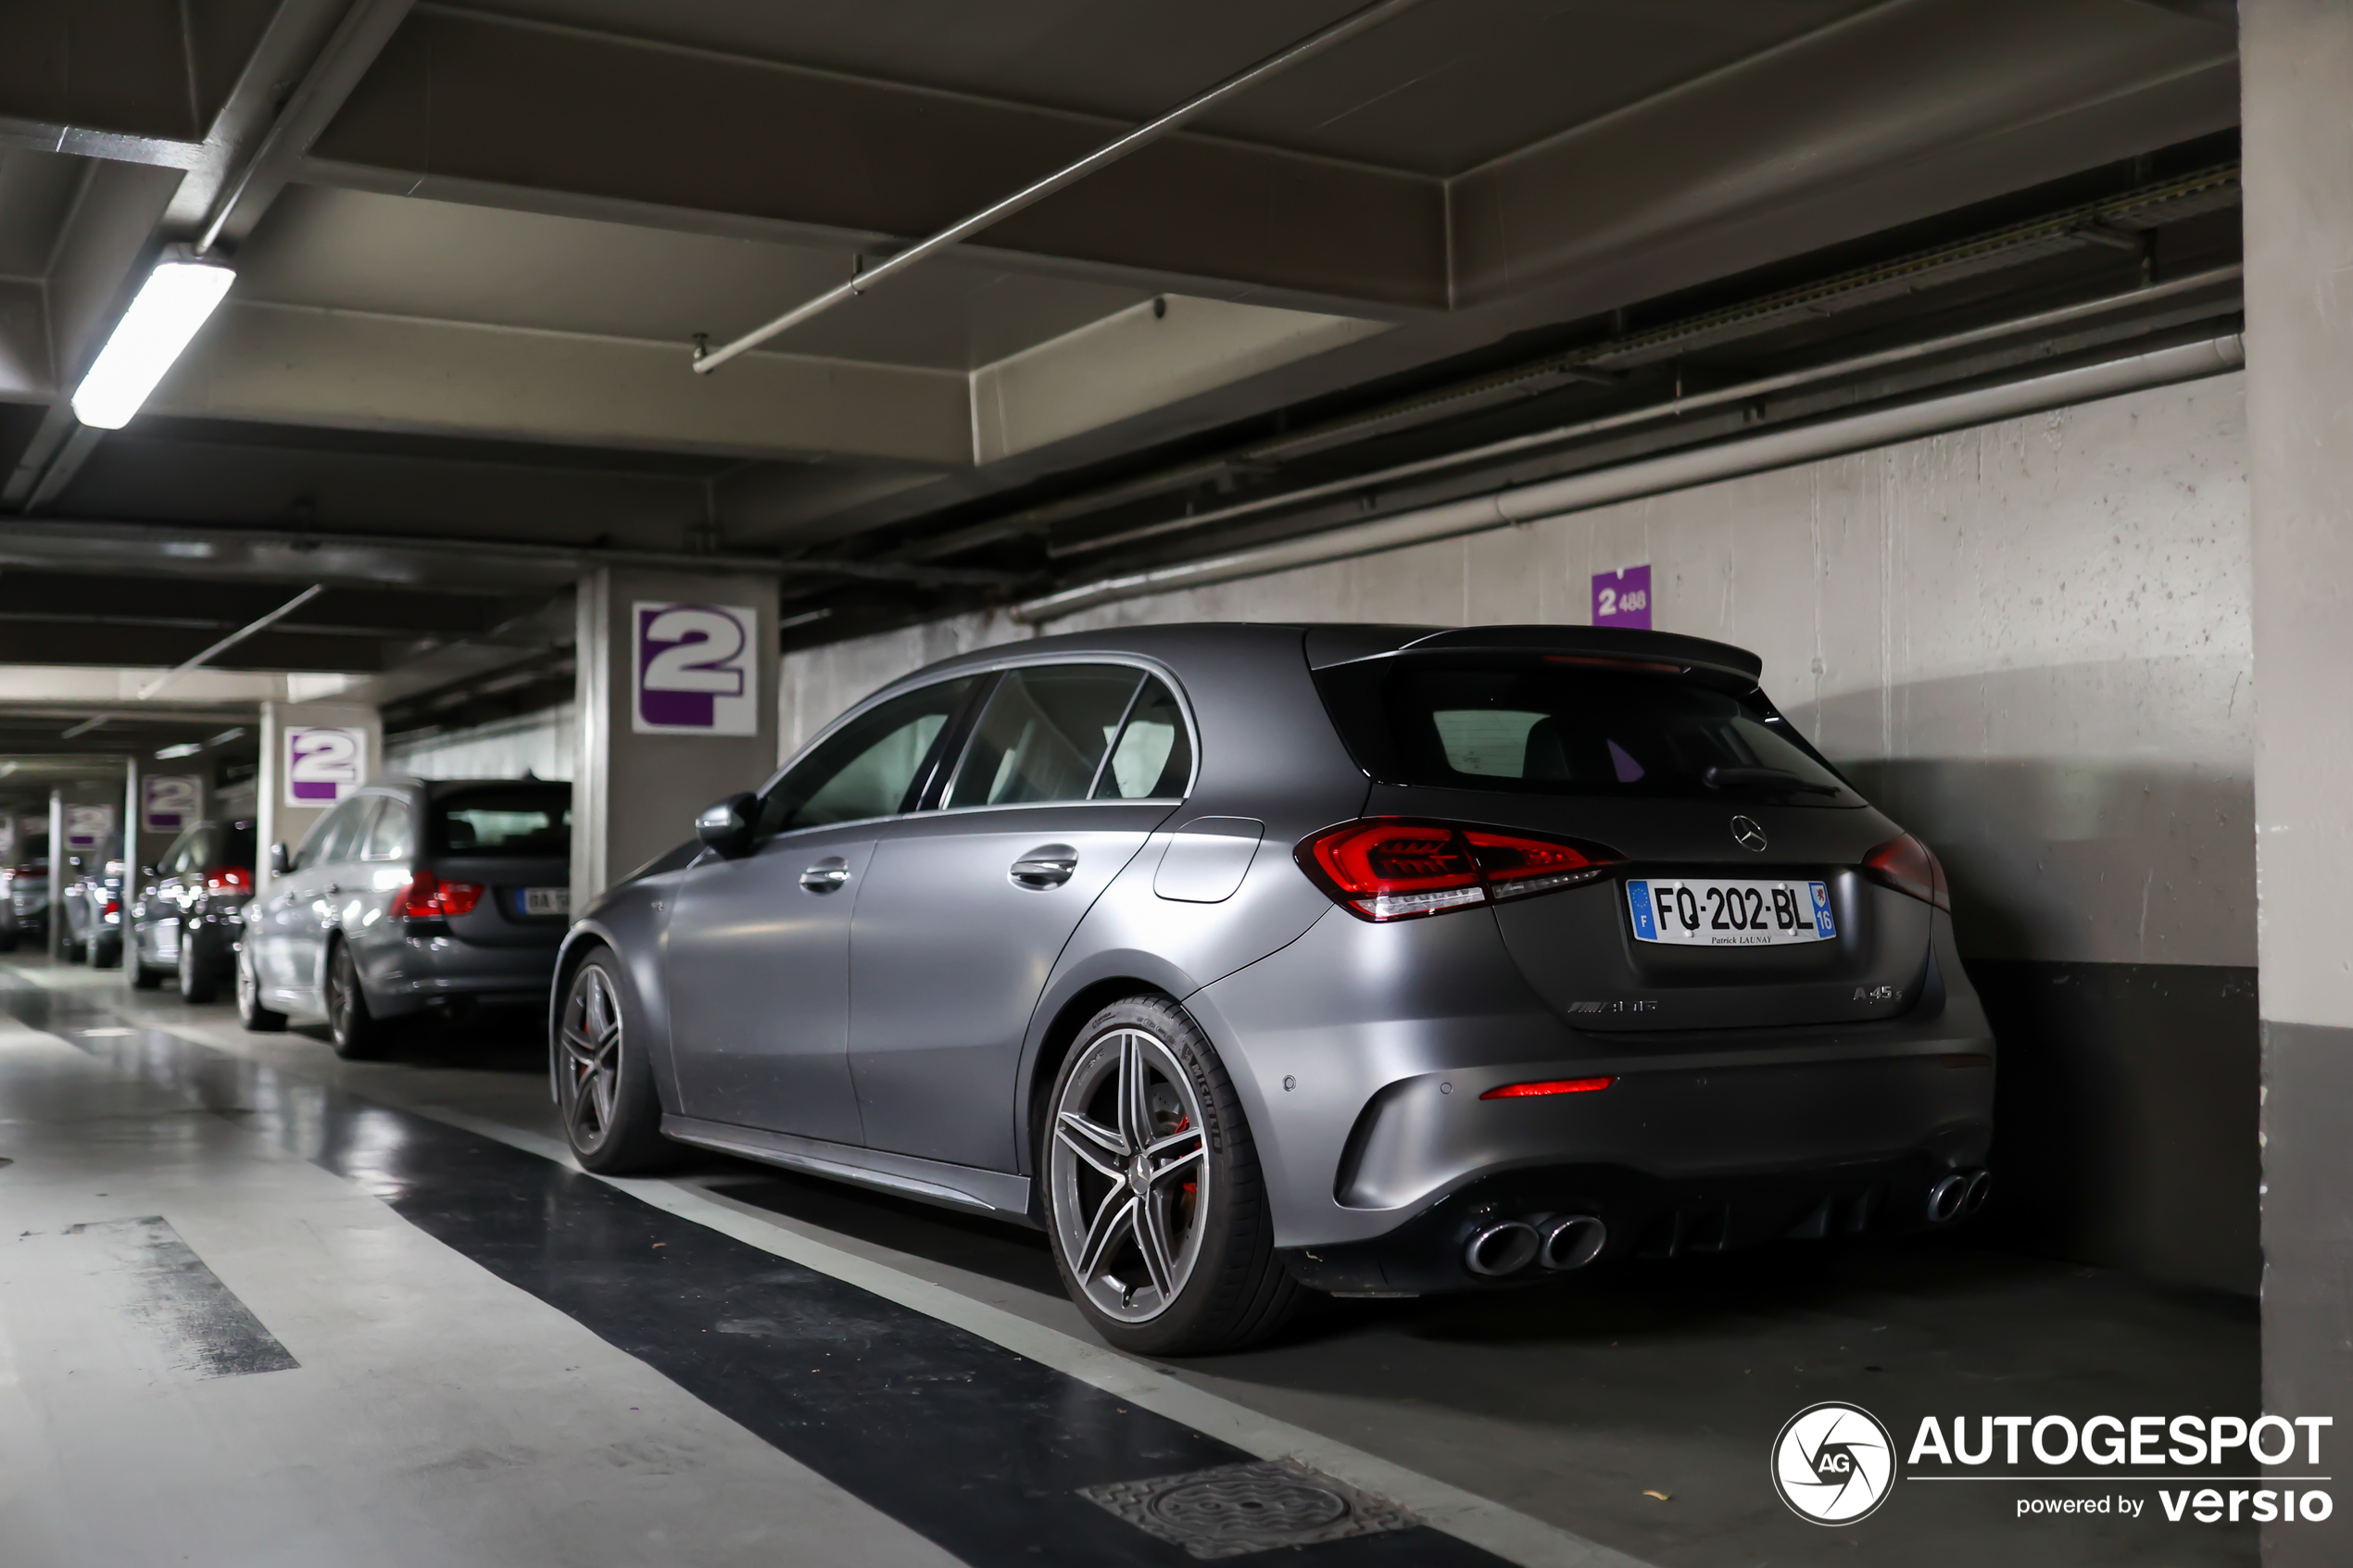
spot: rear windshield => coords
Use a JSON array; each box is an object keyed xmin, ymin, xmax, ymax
[
  {"xmin": 433, "ymin": 784, "xmax": 573, "ymax": 856},
  {"xmin": 1315, "ymin": 654, "xmax": 1863, "ymax": 807}
]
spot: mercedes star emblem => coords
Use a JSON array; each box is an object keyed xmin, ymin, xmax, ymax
[{"xmin": 1731, "ymin": 815, "xmax": 1768, "ymax": 852}]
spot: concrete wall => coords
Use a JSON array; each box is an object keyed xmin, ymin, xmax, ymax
[
  {"xmin": 777, "ymin": 372, "xmax": 2259, "ymax": 1294},
  {"xmin": 386, "ymin": 707, "xmax": 579, "ymax": 782}
]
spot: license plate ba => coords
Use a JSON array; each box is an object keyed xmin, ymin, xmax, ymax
[
  {"xmin": 1627, "ymin": 878, "xmax": 1835, "ymax": 947},
  {"xmin": 522, "ymin": 885, "xmax": 571, "ymax": 917}
]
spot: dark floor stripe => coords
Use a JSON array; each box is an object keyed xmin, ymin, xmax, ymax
[
  {"xmin": 65, "ymin": 1214, "xmax": 300, "ymax": 1378},
  {"xmin": 12, "ymin": 983, "xmax": 1509, "ymax": 1568}
]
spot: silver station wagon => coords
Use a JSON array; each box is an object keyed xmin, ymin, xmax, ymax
[{"xmin": 556, "ymin": 624, "xmax": 1995, "ymax": 1354}]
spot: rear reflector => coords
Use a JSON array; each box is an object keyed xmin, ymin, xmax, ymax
[
  {"xmin": 1480, "ymin": 1076, "xmax": 1616, "ymax": 1100},
  {"xmin": 1297, "ymin": 819, "xmax": 1622, "ymax": 922}
]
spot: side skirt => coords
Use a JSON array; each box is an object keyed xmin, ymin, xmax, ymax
[{"xmin": 662, "ymin": 1113, "xmax": 1038, "ymax": 1227}]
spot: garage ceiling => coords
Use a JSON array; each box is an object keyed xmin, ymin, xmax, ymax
[{"xmin": 0, "ymin": 0, "xmax": 2242, "ymax": 734}]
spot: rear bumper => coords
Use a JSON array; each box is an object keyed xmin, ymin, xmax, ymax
[
  {"xmin": 1186, "ymin": 903, "xmax": 1994, "ymax": 1270},
  {"xmin": 365, "ymin": 932, "xmax": 560, "ymax": 1015}
]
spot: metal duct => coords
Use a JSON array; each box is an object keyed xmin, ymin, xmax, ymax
[{"xmin": 1013, "ymin": 333, "xmax": 2246, "ymax": 624}]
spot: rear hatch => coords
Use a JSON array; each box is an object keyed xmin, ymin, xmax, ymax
[
  {"xmin": 1314, "ymin": 635, "xmax": 1934, "ymax": 1032},
  {"xmin": 426, "ymin": 783, "xmax": 573, "ymax": 947}
]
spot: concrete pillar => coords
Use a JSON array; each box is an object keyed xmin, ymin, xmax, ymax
[
  {"xmin": 257, "ymin": 700, "xmax": 381, "ymax": 892},
  {"xmin": 2244, "ymin": 2, "xmax": 2353, "ymax": 1558},
  {"xmin": 44, "ymin": 791, "xmax": 60, "ymax": 961},
  {"xmin": 572, "ymin": 568, "xmax": 775, "ymax": 906}
]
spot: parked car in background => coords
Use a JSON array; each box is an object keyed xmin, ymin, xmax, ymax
[
  {"xmin": 551, "ymin": 623, "xmax": 1996, "ymax": 1355},
  {"xmin": 61, "ymin": 846, "xmax": 126, "ymax": 967},
  {"xmin": 129, "ymin": 819, "xmax": 258, "ymax": 1001},
  {"xmin": 240, "ymin": 777, "xmax": 573, "ymax": 1057},
  {"xmin": 0, "ymin": 834, "xmax": 47, "ymax": 951}
]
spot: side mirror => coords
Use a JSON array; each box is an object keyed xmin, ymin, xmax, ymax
[
  {"xmin": 139, "ymin": 864, "xmax": 156, "ymax": 879},
  {"xmin": 268, "ymin": 842, "xmax": 291, "ymax": 876},
  {"xmin": 695, "ymin": 793, "xmax": 758, "ymax": 858}
]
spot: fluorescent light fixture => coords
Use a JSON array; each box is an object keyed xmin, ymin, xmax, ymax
[
  {"xmin": 70, "ymin": 245, "xmax": 235, "ymax": 430},
  {"xmin": 153, "ymin": 742, "xmax": 202, "ymax": 759}
]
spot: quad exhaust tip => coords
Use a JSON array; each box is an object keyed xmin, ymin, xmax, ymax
[
  {"xmin": 1928, "ymin": 1169, "xmax": 1993, "ymax": 1224},
  {"xmin": 1465, "ymin": 1214, "xmax": 1608, "ymax": 1276}
]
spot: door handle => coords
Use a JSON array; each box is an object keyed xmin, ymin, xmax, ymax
[
  {"xmin": 800, "ymin": 859, "xmax": 851, "ymax": 893},
  {"xmin": 1010, "ymin": 845, "xmax": 1078, "ymax": 889}
]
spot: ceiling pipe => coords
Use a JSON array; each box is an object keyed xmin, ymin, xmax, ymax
[
  {"xmin": 137, "ymin": 584, "xmax": 325, "ymax": 698},
  {"xmin": 1051, "ymin": 264, "xmax": 2245, "ymax": 560},
  {"xmin": 1014, "ymin": 332, "xmax": 2246, "ymax": 623},
  {"xmin": 691, "ymin": 0, "xmax": 1430, "ymax": 373}
]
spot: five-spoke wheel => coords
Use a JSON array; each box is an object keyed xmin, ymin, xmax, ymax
[
  {"xmin": 556, "ymin": 949, "xmax": 674, "ymax": 1173},
  {"xmin": 1042, "ymin": 996, "xmax": 1300, "ymax": 1355}
]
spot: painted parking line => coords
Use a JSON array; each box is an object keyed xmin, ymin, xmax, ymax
[{"xmin": 8, "ymin": 979, "xmax": 1651, "ymax": 1568}]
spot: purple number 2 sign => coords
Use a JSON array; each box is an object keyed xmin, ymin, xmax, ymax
[
  {"xmin": 634, "ymin": 602, "xmax": 760, "ymax": 735},
  {"xmin": 1592, "ymin": 564, "xmax": 1652, "ymax": 630}
]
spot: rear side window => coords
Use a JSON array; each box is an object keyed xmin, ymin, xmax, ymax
[
  {"xmin": 947, "ymin": 665, "xmax": 1140, "ymax": 809},
  {"xmin": 362, "ymin": 800, "xmax": 414, "ymax": 860},
  {"xmin": 434, "ymin": 785, "xmax": 572, "ymax": 856},
  {"xmin": 220, "ymin": 822, "xmax": 258, "ymax": 871},
  {"xmin": 1315, "ymin": 655, "xmax": 1861, "ymax": 806},
  {"xmin": 1094, "ymin": 677, "xmax": 1191, "ymax": 799},
  {"xmin": 162, "ymin": 826, "xmax": 207, "ymax": 875},
  {"xmin": 299, "ymin": 796, "xmax": 375, "ymax": 867}
]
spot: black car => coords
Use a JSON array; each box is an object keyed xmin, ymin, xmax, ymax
[
  {"xmin": 62, "ymin": 845, "xmax": 126, "ymax": 968},
  {"xmin": 130, "ymin": 819, "xmax": 258, "ymax": 1001}
]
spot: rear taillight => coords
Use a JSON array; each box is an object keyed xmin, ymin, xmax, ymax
[
  {"xmin": 1297, "ymin": 819, "xmax": 1622, "ymax": 922},
  {"xmin": 1863, "ymin": 834, "xmax": 1949, "ymax": 909},
  {"xmin": 203, "ymin": 866, "xmax": 251, "ymax": 894},
  {"xmin": 102, "ymin": 898, "xmax": 120, "ymax": 916},
  {"xmin": 388, "ymin": 870, "xmax": 484, "ymax": 920}
]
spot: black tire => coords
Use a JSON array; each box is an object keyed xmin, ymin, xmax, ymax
[
  {"xmin": 556, "ymin": 949, "xmax": 677, "ymax": 1173},
  {"xmin": 0, "ymin": 926, "xmax": 20, "ymax": 953},
  {"xmin": 325, "ymin": 941, "xmax": 394, "ymax": 1060},
  {"xmin": 62, "ymin": 933, "xmax": 85, "ymax": 965},
  {"xmin": 130, "ymin": 947, "xmax": 166, "ymax": 989},
  {"xmin": 177, "ymin": 935, "xmax": 219, "ymax": 1003},
  {"xmin": 1040, "ymin": 995, "xmax": 1302, "ymax": 1357},
  {"xmin": 89, "ymin": 935, "xmax": 119, "ymax": 970},
  {"xmin": 235, "ymin": 943, "xmax": 287, "ymax": 1032}
]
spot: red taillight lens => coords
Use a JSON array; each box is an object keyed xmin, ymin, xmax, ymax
[
  {"xmin": 388, "ymin": 870, "xmax": 484, "ymax": 920},
  {"xmin": 1863, "ymin": 834, "xmax": 1949, "ymax": 909},
  {"xmin": 1298, "ymin": 819, "xmax": 1621, "ymax": 922},
  {"xmin": 1480, "ymin": 1076, "xmax": 1615, "ymax": 1100},
  {"xmin": 102, "ymin": 897, "xmax": 120, "ymax": 916},
  {"xmin": 202, "ymin": 866, "xmax": 252, "ymax": 894}
]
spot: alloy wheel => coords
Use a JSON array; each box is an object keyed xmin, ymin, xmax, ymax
[
  {"xmin": 560, "ymin": 963, "xmax": 623, "ymax": 1150},
  {"xmin": 1049, "ymin": 1025, "xmax": 1210, "ymax": 1323}
]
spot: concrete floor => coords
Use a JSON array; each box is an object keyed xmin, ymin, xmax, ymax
[{"xmin": 0, "ymin": 954, "xmax": 2257, "ymax": 1567}]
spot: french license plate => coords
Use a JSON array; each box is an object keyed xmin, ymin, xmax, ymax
[
  {"xmin": 522, "ymin": 886, "xmax": 571, "ymax": 917},
  {"xmin": 1627, "ymin": 878, "xmax": 1836, "ymax": 947}
]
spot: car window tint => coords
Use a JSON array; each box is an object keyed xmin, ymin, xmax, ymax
[
  {"xmin": 296, "ymin": 797, "xmax": 370, "ymax": 868},
  {"xmin": 162, "ymin": 826, "xmax": 204, "ymax": 875},
  {"xmin": 434, "ymin": 785, "xmax": 570, "ymax": 856},
  {"xmin": 362, "ymin": 799, "xmax": 415, "ymax": 860},
  {"xmin": 761, "ymin": 677, "xmax": 975, "ymax": 835},
  {"xmin": 1095, "ymin": 677, "xmax": 1192, "ymax": 799},
  {"xmin": 948, "ymin": 667, "xmax": 1142, "ymax": 809},
  {"xmin": 221, "ymin": 822, "xmax": 258, "ymax": 871}
]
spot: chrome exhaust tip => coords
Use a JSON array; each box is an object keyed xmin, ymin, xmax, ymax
[
  {"xmin": 1465, "ymin": 1220, "xmax": 1541, "ymax": 1276},
  {"xmin": 1537, "ymin": 1214, "xmax": 1607, "ymax": 1271},
  {"xmin": 1962, "ymin": 1168, "xmax": 1993, "ymax": 1217},
  {"xmin": 1927, "ymin": 1173, "xmax": 1970, "ymax": 1225}
]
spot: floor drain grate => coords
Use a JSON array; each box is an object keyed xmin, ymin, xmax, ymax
[{"xmin": 1079, "ymin": 1458, "xmax": 1418, "ymax": 1559}]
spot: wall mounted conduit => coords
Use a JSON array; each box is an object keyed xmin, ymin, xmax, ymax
[{"xmin": 1013, "ymin": 332, "xmax": 2246, "ymax": 623}]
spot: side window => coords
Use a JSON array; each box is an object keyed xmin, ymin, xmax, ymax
[
  {"xmin": 946, "ymin": 666, "xmax": 1142, "ymax": 809},
  {"xmin": 1094, "ymin": 676, "xmax": 1193, "ymax": 799},
  {"xmin": 298, "ymin": 797, "xmax": 374, "ymax": 869},
  {"xmin": 758, "ymin": 677, "xmax": 976, "ymax": 836},
  {"xmin": 361, "ymin": 799, "xmax": 414, "ymax": 860},
  {"xmin": 161, "ymin": 827, "xmax": 205, "ymax": 876}
]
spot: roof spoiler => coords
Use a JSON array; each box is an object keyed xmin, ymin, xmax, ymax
[{"xmin": 1313, "ymin": 624, "xmax": 1764, "ymax": 684}]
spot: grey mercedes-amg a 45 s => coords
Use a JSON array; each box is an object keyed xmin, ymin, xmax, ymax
[{"xmin": 555, "ymin": 623, "xmax": 1994, "ymax": 1354}]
